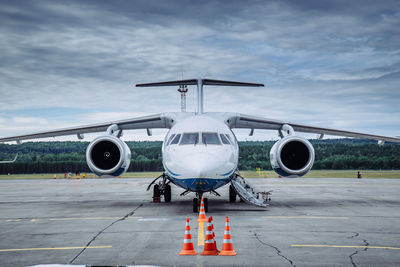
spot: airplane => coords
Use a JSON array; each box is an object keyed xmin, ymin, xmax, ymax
[
  {"xmin": 1, "ymin": 78, "xmax": 399, "ymax": 212},
  {"xmin": 0, "ymin": 153, "xmax": 19, "ymax": 164}
]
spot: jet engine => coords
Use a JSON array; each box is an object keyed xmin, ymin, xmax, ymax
[
  {"xmin": 86, "ymin": 134, "xmax": 131, "ymax": 177},
  {"xmin": 270, "ymin": 135, "xmax": 315, "ymax": 177}
]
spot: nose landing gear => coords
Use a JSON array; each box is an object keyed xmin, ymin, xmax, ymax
[{"xmin": 192, "ymin": 192, "xmax": 208, "ymax": 213}]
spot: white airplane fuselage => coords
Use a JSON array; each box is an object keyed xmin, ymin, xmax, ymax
[{"xmin": 162, "ymin": 114, "xmax": 239, "ymax": 192}]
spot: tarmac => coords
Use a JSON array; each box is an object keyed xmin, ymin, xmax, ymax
[{"xmin": 0, "ymin": 177, "xmax": 399, "ymax": 267}]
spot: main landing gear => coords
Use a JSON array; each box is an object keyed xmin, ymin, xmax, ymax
[
  {"xmin": 229, "ymin": 184, "xmax": 237, "ymax": 202},
  {"xmin": 147, "ymin": 174, "xmax": 171, "ymax": 202}
]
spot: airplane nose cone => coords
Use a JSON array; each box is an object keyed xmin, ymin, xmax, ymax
[{"xmin": 182, "ymin": 153, "xmax": 220, "ymax": 178}]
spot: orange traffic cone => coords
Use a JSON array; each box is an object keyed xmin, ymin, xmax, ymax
[
  {"xmin": 179, "ymin": 218, "xmax": 197, "ymax": 255},
  {"xmin": 197, "ymin": 198, "xmax": 207, "ymax": 222},
  {"xmin": 201, "ymin": 217, "xmax": 218, "ymax": 255},
  {"xmin": 209, "ymin": 216, "xmax": 219, "ymax": 252},
  {"xmin": 219, "ymin": 216, "xmax": 237, "ymax": 256},
  {"xmin": 212, "ymin": 226, "xmax": 219, "ymax": 252}
]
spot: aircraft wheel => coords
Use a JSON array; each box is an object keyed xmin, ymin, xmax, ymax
[
  {"xmin": 229, "ymin": 185, "xmax": 237, "ymax": 202},
  {"xmin": 204, "ymin": 198, "xmax": 208, "ymax": 212},
  {"xmin": 193, "ymin": 198, "xmax": 198, "ymax": 213},
  {"xmin": 153, "ymin": 184, "xmax": 160, "ymax": 198},
  {"xmin": 164, "ymin": 184, "xmax": 171, "ymax": 202}
]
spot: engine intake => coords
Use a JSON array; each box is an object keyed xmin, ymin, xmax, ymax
[
  {"xmin": 86, "ymin": 135, "xmax": 131, "ymax": 177},
  {"xmin": 270, "ymin": 135, "xmax": 314, "ymax": 177}
]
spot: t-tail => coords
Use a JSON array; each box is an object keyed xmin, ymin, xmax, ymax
[{"xmin": 136, "ymin": 78, "xmax": 264, "ymax": 114}]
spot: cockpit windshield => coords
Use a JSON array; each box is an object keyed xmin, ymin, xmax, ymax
[
  {"xmin": 180, "ymin": 133, "xmax": 199, "ymax": 145},
  {"xmin": 170, "ymin": 134, "xmax": 181, "ymax": 145},
  {"xmin": 220, "ymin": 134, "xmax": 230, "ymax": 144},
  {"xmin": 202, "ymin": 132, "xmax": 221, "ymax": 145},
  {"xmin": 167, "ymin": 134, "xmax": 176, "ymax": 145}
]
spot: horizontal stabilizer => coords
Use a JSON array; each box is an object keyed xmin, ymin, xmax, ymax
[
  {"xmin": 203, "ymin": 79, "xmax": 264, "ymax": 87},
  {"xmin": 136, "ymin": 79, "xmax": 198, "ymax": 87},
  {"xmin": 136, "ymin": 78, "xmax": 264, "ymax": 87}
]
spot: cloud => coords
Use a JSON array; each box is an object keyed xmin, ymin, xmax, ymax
[
  {"xmin": 13, "ymin": 117, "xmax": 48, "ymax": 125},
  {"xmin": 0, "ymin": 0, "xmax": 399, "ymax": 141}
]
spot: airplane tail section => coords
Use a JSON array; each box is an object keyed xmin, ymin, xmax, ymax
[{"xmin": 136, "ymin": 78, "xmax": 264, "ymax": 114}]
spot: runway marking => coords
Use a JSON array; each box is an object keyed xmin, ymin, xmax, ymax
[
  {"xmin": 0, "ymin": 245, "xmax": 112, "ymax": 252},
  {"xmin": 292, "ymin": 244, "xmax": 400, "ymax": 250},
  {"xmin": 197, "ymin": 221, "xmax": 205, "ymax": 246},
  {"xmin": 49, "ymin": 216, "xmax": 142, "ymax": 221},
  {"xmin": 30, "ymin": 219, "xmax": 38, "ymax": 222},
  {"xmin": 6, "ymin": 219, "xmax": 21, "ymax": 222},
  {"xmin": 262, "ymin": 216, "xmax": 348, "ymax": 220},
  {"xmin": 137, "ymin": 217, "xmax": 184, "ymax": 222}
]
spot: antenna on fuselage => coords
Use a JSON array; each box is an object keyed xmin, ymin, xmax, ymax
[{"xmin": 177, "ymin": 85, "xmax": 188, "ymax": 112}]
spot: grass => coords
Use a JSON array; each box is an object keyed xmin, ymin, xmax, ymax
[
  {"xmin": 1, "ymin": 170, "xmax": 400, "ymax": 180},
  {"xmin": 0, "ymin": 172, "xmax": 161, "ymax": 180},
  {"xmin": 240, "ymin": 170, "xmax": 400, "ymax": 179}
]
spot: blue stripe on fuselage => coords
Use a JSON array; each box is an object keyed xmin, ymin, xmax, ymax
[
  {"xmin": 164, "ymin": 165, "xmax": 181, "ymax": 177},
  {"xmin": 166, "ymin": 174, "xmax": 233, "ymax": 192}
]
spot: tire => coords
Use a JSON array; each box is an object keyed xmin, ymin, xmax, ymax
[
  {"xmin": 204, "ymin": 198, "xmax": 208, "ymax": 212},
  {"xmin": 229, "ymin": 185, "xmax": 237, "ymax": 202},
  {"xmin": 193, "ymin": 198, "xmax": 198, "ymax": 213},
  {"xmin": 153, "ymin": 184, "xmax": 160, "ymax": 197},
  {"xmin": 164, "ymin": 184, "xmax": 171, "ymax": 202}
]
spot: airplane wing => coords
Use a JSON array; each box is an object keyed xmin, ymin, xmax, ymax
[
  {"xmin": 231, "ymin": 113, "xmax": 400, "ymax": 143},
  {"xmin": 0, "ymin": 113, "xmax": 172, "ymax": 143}
]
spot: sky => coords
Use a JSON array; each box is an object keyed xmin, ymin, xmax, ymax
[{"xmin": 0, "ymin": 0, "xmax": 399, "ymax": 142}]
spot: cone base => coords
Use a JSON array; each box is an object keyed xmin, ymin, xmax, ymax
[
  {"xmin": 219, "ymin": 250, "xmax": 237, "ymax": 256},
  {"xmin": 201, "ymin": 250, "xmax": 218, "ymax": 256},
  {"xmin": 179, "ymin": 250, "xmax": 197, "ymax": 255}
]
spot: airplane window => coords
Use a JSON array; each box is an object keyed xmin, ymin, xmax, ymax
[
  {"xmin": 170, "ymin": 134, "xmax": 181, "ymax": 145},
  {"xmin": 202, "ymin": 132, "xmax": 221, "ymax": 145},
  {"xmin": 180, "ymin": 133, "xmax": 199, "ymax": 145},
  {"xmin": 220, "ymin": 134, "xmax": 230, "ymax": 145},
  {"xmin": 167, "ymin": 134, "xmax": 176, "ymax": 145}
]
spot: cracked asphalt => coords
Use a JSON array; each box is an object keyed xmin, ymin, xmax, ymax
[{"xmin": 0, "ymin": 177, "xmax": 400, "ymax": 266}]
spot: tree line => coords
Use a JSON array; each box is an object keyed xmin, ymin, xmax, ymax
[{"xmin": 0, "ymin": 139, "xmax": 399, "ymax": 174}]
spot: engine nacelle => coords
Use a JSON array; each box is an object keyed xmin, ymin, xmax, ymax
[
  {"xmin": 86, "ymin": 135, "xmax": 131, "ymax": 177},
  {"xmin": 270, "ymin": 135, "xmax": 314, "ymax": 177}
]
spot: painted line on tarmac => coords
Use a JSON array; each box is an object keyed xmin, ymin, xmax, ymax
[
  {"xmin": 50, "ymin": 216, "xmax": 142, "ymax": 221},
  {"xmin": 2, "ymin": 217, "xmax": 143, "ymax": 223},
  {"xmin": 50, "ymin": 217, "xmax": 124, "ymax": 221},
  {"xmin": 197, "ymin": 221, "xmax": 205, "ymax": 246},
  {"xmin": 292, "ymin": 244, "xmax": 400, "ymax": 250},
  {"xmin": 0, "ymin": 245, "xmax": 112, "ymax": 252},
  {"xmin": 262, "ymin": 216, "xmax": 348, "ymax": 220},
  {"xmin": 137, "ymin": 217, "xmax": 187, "ymax": 222}
]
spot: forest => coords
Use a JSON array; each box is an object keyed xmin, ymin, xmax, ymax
[{"xmin": 0, "ymin": 139, "xmax": 399, "ymax": 174}]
